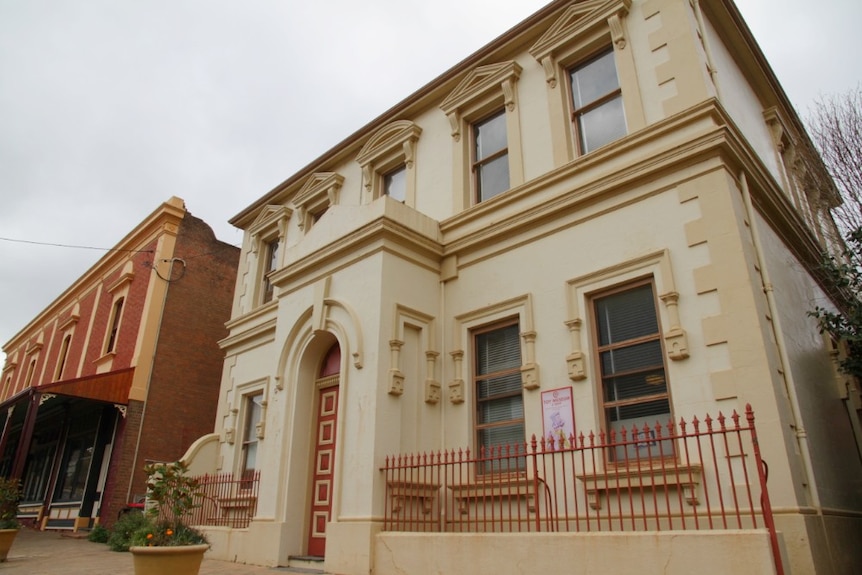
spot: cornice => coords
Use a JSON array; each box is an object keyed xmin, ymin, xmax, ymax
[
  {"xmin": 270, "ymin": 214, "xmax": 443, "ymax": 297},
  {"xmin": 439, "ymin": 99, "xmax": 826, "ymax": 293},
  {"xmin": 219, "ymin": 314, "xmax": 277, "ymax": 352},
  {"xmin": 228, "ymin": 1, "xmax": 570, "ymax": 229},
  {"xmin": 3, "ymin": 196, "xmax": 184, "ymax": 351}
]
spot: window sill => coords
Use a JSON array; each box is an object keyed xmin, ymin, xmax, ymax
[
  {"xmin": 577, "ymin": 463, "xmax": 702, "ymax": 510},
  {"xmin": 386, "ymin": 480, "xmax": 441, "ymax": 514},
  {"xmin": 448, "ymin": 475, "xmax": 537, "ymax": 515}
]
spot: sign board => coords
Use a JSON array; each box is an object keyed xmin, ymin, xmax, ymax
[{"xmin": 541, "ymin": 387, "xmax": 575, "ymax": 448}]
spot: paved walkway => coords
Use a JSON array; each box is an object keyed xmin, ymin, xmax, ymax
[{"xmin": 2, "ymin": 527, "xmax": 303, "ymax": 574}]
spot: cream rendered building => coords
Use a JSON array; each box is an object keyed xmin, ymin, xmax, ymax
[{"xmin": 184, "ymin": 1, "xmax": 861, "ymax": 573}]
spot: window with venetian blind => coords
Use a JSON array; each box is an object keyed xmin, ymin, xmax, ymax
[
  {"xmin": 593, "ymin": 281, "xmax": 673, "ymax": 461},
  {"xmin": 474, "ymin": 321, "xmax": 524, "ymax": 472}
]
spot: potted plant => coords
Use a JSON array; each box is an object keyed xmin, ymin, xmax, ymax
[
  {"xmin": 128, "ymin": 461, "xmax": 209, "ymax": 575},
  {"xmin": 0, "ymin": 477, "xmax": 21, "ymax": 562}
]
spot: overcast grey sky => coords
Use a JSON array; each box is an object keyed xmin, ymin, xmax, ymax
[{"xmin": 2, "ymin": 0, "xmax": 861, "ymax": 365}]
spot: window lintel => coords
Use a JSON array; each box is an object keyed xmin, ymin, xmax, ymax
[
  {"xmin": 293, "ymin": 172, "xmax": 344, "ymax": 229},
  {"xmin": 440, "ymin": 61, "xmax": 522, "ymax": 141}
]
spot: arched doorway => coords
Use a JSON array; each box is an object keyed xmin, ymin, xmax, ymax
[{"xmin": 307, "ymin": 342, "xmax": 340, "ymax": 556}]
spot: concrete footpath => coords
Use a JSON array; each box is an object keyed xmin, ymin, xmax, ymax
[{"xmin": 2, "ymin": 527, "xmax": 308, "ymax": 574}]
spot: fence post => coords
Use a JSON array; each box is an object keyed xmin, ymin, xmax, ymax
[
  {"xmin": 746, "ymin": 404, "xmax": 784, "ymax": 575},
  {"xmin": 530, "ymin": 435, "xmax": 540, "ymax": 532}
]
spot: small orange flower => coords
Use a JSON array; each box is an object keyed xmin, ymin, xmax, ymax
[
  {"xmin": 146, "ymin": 533, "xmax": 153, "ymax": 540},
  {"xmin": 166, "ymin": 529, "xmax": 174, "ymax": 536}
]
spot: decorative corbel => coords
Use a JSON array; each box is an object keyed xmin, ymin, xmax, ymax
[
  {"xmin": 608, "ymin": 13, "xmax": 627, "ymax": 49},
  {"xmin": 448, "ymin": 350, "xmax": 465, "ymax": 404},
  {"xmin": 541, "ymin": 56, "xmax": 557, "ymax": 88},
  {"xmin": 114, "ymin": 404, "xmax": 127, "ymax": 418},
  {"xmin": 565, "ymin": 319, "xmax": 588, "ymax": 380},
  {"xmin": 520, "ymin": 330, "xmax": 540, "ymax": 390},
  {"xmin": 659, "ymin": 292, "xmax": 689, "ymax": 360},
  {"xmin": 255, "ymin": 400, "xmax": 267, "ymax": 439},
  {"xmin": 362, "ymin": 164, "xmax": 373, "ymax": 193},
  {"xmin": 447, "ymin": 111, "xmax": 461, "ymax": 142},
  {"xmin": 502, "ymin": 78, "xmax": 517, "ymax": 112},
  {"xmin": 225, "ymin": 407, "xmax": 239, "ymax": 444},
  {"xmin": 388, "ymin": 340, "xmax": 405, "ymax": 396},
  {"xmin": 403, "ymin": 138, "xmax": 416, "ymax": 168},
  {"xmin": 424, "ymin": 351, "xmax": 441, "ymax": 404}
]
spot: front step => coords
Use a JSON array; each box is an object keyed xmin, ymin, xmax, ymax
[{"xmin": 286, "ymin": 555, "xmax": 325, "ymax": 573}]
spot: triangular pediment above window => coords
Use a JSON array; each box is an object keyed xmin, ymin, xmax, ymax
[
  {"xmin": 249, "ymin": 205, "xmax": 293, "ymax": 237},
  {"xmin": 529, "ymin": 0, "xmax": 631, "ymax": 86},
  {"xmin": 440, "ymin": 61, "xmax": 523, "ymax": 116}
]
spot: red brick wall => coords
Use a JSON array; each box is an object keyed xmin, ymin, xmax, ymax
[
  {"xmin": 99, "ymin": 399, "xmax": 144, "ymax": 525},
  {"xmin": 126, "ymin": 213, "xmax": 239, "ymax": 509}
]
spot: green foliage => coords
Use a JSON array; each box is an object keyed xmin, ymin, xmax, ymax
[
  {"xmin": 810, "ymin": 227, "xmax": 862, "ymax": 379},
  {"xmin": 138, "ymin": 461, "xmax": 208, "ymax": 547},
  {"xmin": 129, "ymin": 520, "xmax": 207, "ymax": 547},
  {"xmin": 0, "ymin": 477, "xmax": 21, "ymax": 530},
  {"xmin": 87, "ymin": 523, "xmax": 110, "ymax": 543},
  {"xmin": 107, "ymin": 510, "xmax": 151, "ymax": 552}
]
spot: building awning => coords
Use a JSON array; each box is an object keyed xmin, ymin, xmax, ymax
[{"xmin": 35, "ymin": 367, "xmax": 135, "ymax": 405}]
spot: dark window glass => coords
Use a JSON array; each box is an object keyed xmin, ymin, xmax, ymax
[
  {"xmin": 473, "ymin": 111, "xmax": 510, "ymax": 202},
  {"xmin": 262, "ymin": 239, "xmax": 279, "ymax": 303},
  {"xmin": 570, "ymin": 49, "xmax": 626, "ymax": 154},
  {"xmin": 106, "ymin": 298, "xmax": 124, "ymax": 353}
]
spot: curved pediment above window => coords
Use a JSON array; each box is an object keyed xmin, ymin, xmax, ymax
[
  {"xmin": 440, "ymin": 61, "xmax": 522, "ymax": 141},
  {"xmin": 529, "ymin": 0, "xmax": 631, "ymax": 88},
  {"xmin": 357, "ymin": 120, "xmax": 422, "ymax": 167},
  {"xmin": 356, "ymin": 120, "xmax": 422, "ymax": 204},
  {"xmin": 294, "ymin": 172, "xmax": 344, "ymax": 231}
]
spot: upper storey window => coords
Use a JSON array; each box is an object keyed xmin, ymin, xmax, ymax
[
  {"xmin": 383, "ymin": 165, "xmax": 407, "ymax": 202},
  {"xmin": 295, "ymin": 173, "xmax": 344, "ymax": 232},
  {"xmin": 530, "ymin": 0, "xmax": 644, "ymax": 166},
  {"xmin": 357, "ymin": 121, "xmax": 421, "ymax": 206},
  {"xmin": 440, "ymin": 61, "xmax": 524, "ymax": 210},
  {"xmin": 248, "ymin": 205, "xmax": 292, "ymax": 308},
  {"xmin": 473, "ymin": 110, "xmax": 510, "ymax": 202},
  {"xmin": 569, "ymin": 49, "xmax": 626, "ymax": 154},
  {"xmin": 261, "ymin": 238, "xmax": 279, "ymax": 304},
  {"xmin": 105, "ymin": 297, "xmax": 124, "ymax": 354}
]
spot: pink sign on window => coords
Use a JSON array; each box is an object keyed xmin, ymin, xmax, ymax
[{"xmin": 541, "ymin": 387, "xmax": 575, "ymax": 448}]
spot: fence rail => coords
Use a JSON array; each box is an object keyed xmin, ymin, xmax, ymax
[
  {"xmin": 185, "ymin": 471, "xmax": 260, "ymax": 529},
  {"xmin": 382, "ymin": 404, "xmax": 782, "ymax": 573}
]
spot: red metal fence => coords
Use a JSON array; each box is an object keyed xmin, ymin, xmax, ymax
[
  {"xmin": 186, "ymin": 471, "xmax": 260, "ymax": 529},
  {"xmin": 382, "ymin": 405, "xmax": 782, "ymax": 573}
]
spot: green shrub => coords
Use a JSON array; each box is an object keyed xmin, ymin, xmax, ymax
[
  {"xmin": 87, "ymin": 523, "xmax": 110, "ymax": 543},
  {"xmin": 107, "ymin": 511, "xmax": 150, "ymax": 552},
  {"xmin": 0, "ymin": 477, "xmax": 21, "ymax": 529}
]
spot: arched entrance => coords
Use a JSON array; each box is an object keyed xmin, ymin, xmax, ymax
[{"xmin": 307, "ymin": 342, "xmax": 340, "ymax": 556}]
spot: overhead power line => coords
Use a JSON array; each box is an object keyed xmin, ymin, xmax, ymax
[{"xmin": 0, "ymin": 236, "xmax": 154, "ymax": 254}]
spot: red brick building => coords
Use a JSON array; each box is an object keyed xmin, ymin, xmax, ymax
[{"xmin": 0, "ymin": 197, "xmax": 238, "ymax": 530}]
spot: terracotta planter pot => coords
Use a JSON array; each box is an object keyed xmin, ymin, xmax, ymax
[
  {"xmin": 0, "ymin": 528, "xmax": 19, "ymax": 562},
  {"xmin": 129, "ymin": 543, "xmax": 209, "ymax": 575}
]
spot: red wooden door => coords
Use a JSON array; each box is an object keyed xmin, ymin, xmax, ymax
[{"xmin": 307, "ymin": 384, "xmax": 338, "ymax": 556}]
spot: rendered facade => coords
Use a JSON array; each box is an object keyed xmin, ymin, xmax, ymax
[
  {"xmin": 0, "ymin": 197, "xmax": 239, "ymax": 531},
  {"xmin": 184, "ymin": 1, "xmax": 862, "ymax": 573}
]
